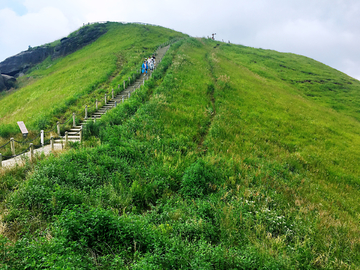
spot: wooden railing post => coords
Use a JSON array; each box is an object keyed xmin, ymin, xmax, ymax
[
  {"xmin": 112, "ymin": 89, "xmax": 114, "ymax": 99},
  {"xmin": 65, "ymin": 131, "xmax": 68, "ymax": 146},
  {"xmin": 96, "ymin": 99, "xmax": 98, "ymax": 110},
  {"xmin": 128, "ymin": 92, "xmax": 131, "ymax": 98},
  {"xmin": 114, "ymin": 101, "xmax": 117, "ymax": 108},
  {"xmin": 10, "ymin": 138, "xmax": 15, "ymax": 156},
  {"xmin": 122, "ymin": 97, "xmax": 124, "ymax": 103},
  {"xmin": 118, "ymin": 84, "xmax": 120, "ymax": 90},
  {"xmin": 57, "ymin": 121, "xmax": 60, "ymax": 136},
  {"xmin": 128, "ymin": 77, "xmax": 131, "ymax": 85},
  {"xmin": 123, "ymin": 80, "xmax": 126, "ymax": 89},
  {"xmin": 50, "ymin": 136, "xmax": 54, "ymax": 150},
  {"xmin": 73, "ymin": 113, "xmax": 76, "ymax": 127},
  {"xmin": 105, "ymin": 94, "xmax": 107, "ymax": 104},
  {"xmin": 85, "ymin": 105, "xmax": 88, "ymax": 119},
  {"xmin": 30, "ymin": 143, "xmax": 34, "ymax": 162}
]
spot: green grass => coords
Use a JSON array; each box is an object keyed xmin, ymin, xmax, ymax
[
  {"xmin": 201, "ymin": 38, "xmax": 360, "ymax": 267},
  {"xmin": 1, "ymin": 36, "xmax": 360, "ymax": 269}
]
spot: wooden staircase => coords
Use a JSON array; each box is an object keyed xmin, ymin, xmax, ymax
[{"xmin": 54, "ymin": 44, "xmax": 169, "ymax": 147}]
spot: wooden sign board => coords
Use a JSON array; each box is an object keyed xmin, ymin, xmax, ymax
[{"xmin": 17, "ymin": 121, "xmax": 28, "ymax": 137}]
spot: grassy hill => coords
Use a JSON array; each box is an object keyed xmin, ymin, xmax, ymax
[
  {"xmin": 0, "ymin": 22, "xmax": 186, "ymax": 136},
  {"xmin": 1, "ymin": 30, "xmax": 360, "ymax": 269}
]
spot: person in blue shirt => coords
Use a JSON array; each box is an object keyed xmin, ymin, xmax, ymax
[{"xmin": 142, "ymin": 60, "xmax": 147, "ymax": 74}]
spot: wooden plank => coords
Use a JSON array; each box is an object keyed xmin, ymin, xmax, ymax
[{"xmin": 17, "ymin": 121, "xmax": 28, "ymax": 135}]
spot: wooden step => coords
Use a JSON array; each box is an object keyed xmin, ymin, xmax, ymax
[{"xmin": 54, "ymin": 139, "xmax": 80, "ymax": 143}]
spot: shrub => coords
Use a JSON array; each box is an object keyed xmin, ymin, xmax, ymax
[
  {"xmin": 55, "ymin": 206, "xmax": 157, "ymax": 257},
  {"xmin": 0, "ymin": 124, "xmax": 17, "ymax": 138},
  {"xmin": 56, "ymin": 206, "xmax": 121, "ymax": 249},
  {"xmin": 180, "ymin": 159, "xmax": 221, "ymax": 198}
]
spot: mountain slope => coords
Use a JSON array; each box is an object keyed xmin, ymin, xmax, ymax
[
  {"xmin": 1, "ymin": 34, "xmax": 360, "ymax": 269},
  {"xmin": 0, "ymin": 22, "xmax": 186, "ymax": 133}
]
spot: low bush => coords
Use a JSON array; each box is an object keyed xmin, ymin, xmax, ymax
[
  {"xmin": 0, "ymin": 124, "xmax": 17, "ymax": 138},
  {"xmin": 180, "ymin": 159, "xmax": 222, "ymax": 198}
]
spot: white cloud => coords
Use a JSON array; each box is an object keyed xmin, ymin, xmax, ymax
[
  {"xmin": 0, "ymin": 6, "xmax": 75, "ymax": 61},
  {"xmin": 341, "ymin": 58, "xmax": 360, "ymax": 80}
]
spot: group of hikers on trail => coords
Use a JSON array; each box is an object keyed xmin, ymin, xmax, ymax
[{"xmin": 142, "ymin": 55, "xmax": 156, "ymax": 75}]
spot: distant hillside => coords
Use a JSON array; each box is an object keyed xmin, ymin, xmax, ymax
[{"xmin": 1, "ymin": 30, "xmax": 360, "ymax": 269}]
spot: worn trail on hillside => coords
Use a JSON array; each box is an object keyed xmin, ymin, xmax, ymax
[{"xmin": 1, "ymin": 45, "xmax": 170, "ymax": 170}]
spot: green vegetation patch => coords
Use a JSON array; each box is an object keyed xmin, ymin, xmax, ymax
[{"xmin": 1, "ymin": 37, "xmax": 360, "ymax": 269}]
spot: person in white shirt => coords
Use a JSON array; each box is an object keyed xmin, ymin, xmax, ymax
[{"xmin": 152, "ymin": 56, "xmax": 156, "ymax": 69}]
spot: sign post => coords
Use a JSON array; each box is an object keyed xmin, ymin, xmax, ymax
[{"xmin": 17, "ymin": 121, "xmax": 28, "ymax": 138}]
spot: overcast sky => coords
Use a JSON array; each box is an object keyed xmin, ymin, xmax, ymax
[{"xmin": 1, "ymin": 0, "xmax": 359, "ymax": 80}]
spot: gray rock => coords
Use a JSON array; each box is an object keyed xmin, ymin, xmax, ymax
[
  {"xmin": 0, "ymin": 74, "xmax": 5, "ymax": 92},
  {"xmin": 2, "ymin": 74, "xmax": 16, "ymax": 88},
  {"xmin": 0, "ymin": 74, "xmax": 16, "ymax": 91},
  {"xmin": 0, "ymin": 46, "xmax": 52, "ymax": 77}
]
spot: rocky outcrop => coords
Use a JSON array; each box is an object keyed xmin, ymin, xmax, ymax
[
  {"xmin": 0, "ymin": 23, "xmax": 108, "ymax": 80},
  {"xmin": 0, "ymin": 47, "xmax": 52, "ymax": 77},
  {"xmin": 3, "ymin": 74, "xmax": 16, "ymax": 87},
  {"xmin": 0, "ymin": 74, "xmax": 17, "ymax": 92},
  {"xmin": 52, "ymin": 24, "xmax": 108, "ymax": 58},
  {"xmin": 0, "ymin": 74, "xmax": 5, "ymax": 92}
]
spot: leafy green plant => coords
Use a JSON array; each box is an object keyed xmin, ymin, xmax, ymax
[
  {"xmin": 1, "ymin": 34, "xmax": 360, "ymax": 269},
  {"xmin": 180, "ymin": 159, "xmax": 220, "ymax": 198}
]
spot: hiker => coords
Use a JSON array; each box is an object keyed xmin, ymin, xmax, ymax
[
  {"xmin": 142, "ymin": 60, "xmax": 147, "ymax": 74},
  {"xmin": 147, "ymin": 57, "xmax": 152, "ymax": 71},
  {"xmin": 145, "ymin": 58, "xmax": 149, "ymax": 73},
  {"xmin": 149, "ymin": 57, "xmax": 154, "ymax": 71},
  {"xmin": 152, "ymin": 56, "xmax": 156, "ymax": 69}
]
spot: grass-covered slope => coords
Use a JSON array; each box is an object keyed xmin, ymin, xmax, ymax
[
  {"xmin": 0, "ymin": 22, "xmax": 186, "ymax": 136},
  {"xmin": 1, "ymin": 37, "xmax": 360, "ymax": 269}
]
